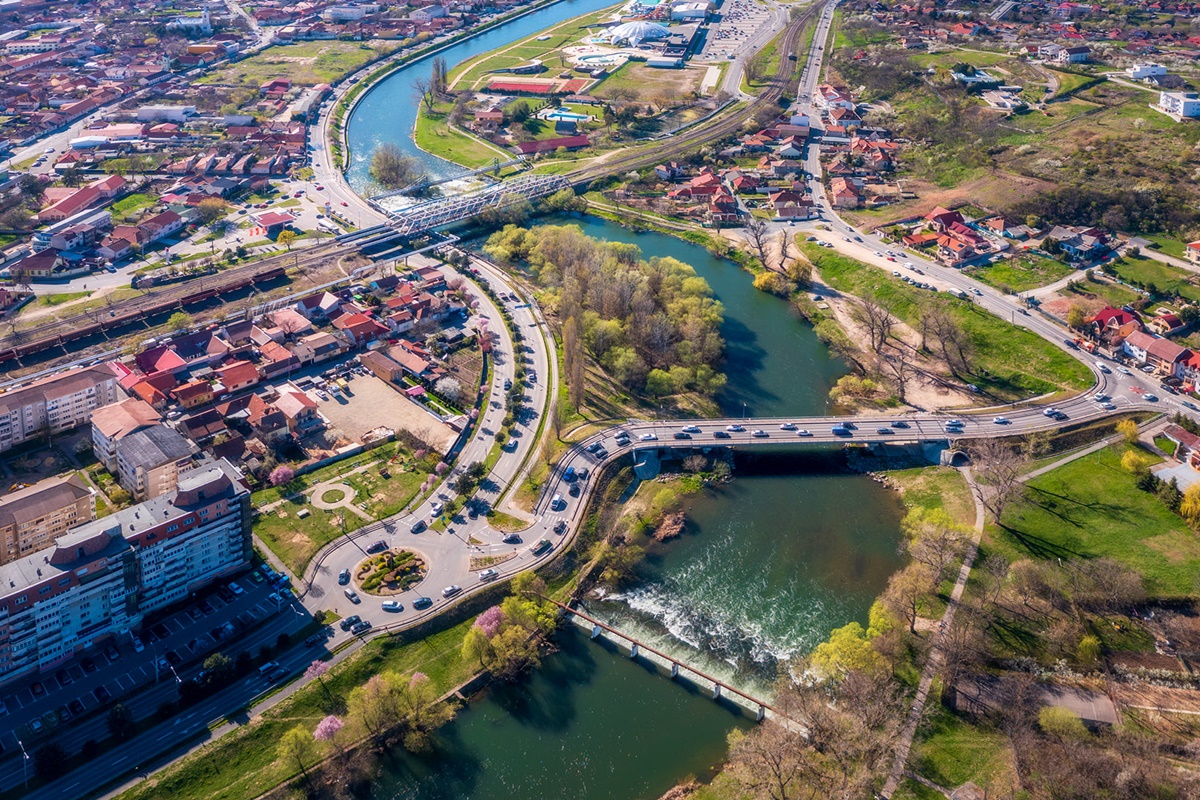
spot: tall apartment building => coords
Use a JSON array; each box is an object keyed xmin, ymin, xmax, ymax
[
  {"xmin": 0, "ymin": 459, "xmax": 250, "ymax": 685},
  {"xmin": 91, "ymin": 397, "xmax": 161, "ymax": 472},
  {"xmin": 0, "ymin": 366, "xmax": 121, "ymax": 454},
  {"xmin": 0, "ymin": 475, "xmax": 95, "ymax": 566},
  {"xmin": 114, "ymin": 424, "xmax": 198, "ymax": 501}
]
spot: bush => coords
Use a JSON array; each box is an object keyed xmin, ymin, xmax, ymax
[{"xmin": 1038, "ymin": 706, "xmax": 1089, "ymax": 739}]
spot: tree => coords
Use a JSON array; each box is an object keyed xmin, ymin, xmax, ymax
[
  {"xmin": 1182, "ymin": 484, "xmax": 1200, "ymax": 529},
  {"xmin": 753, "ymin": 271, "xmax": 793, "ymax": 297},
  {"xmin": 370, "ymin": 142, "xmax": 427, "ymax": 189},
  {"xmin": 1037, "ymin": 706, "xmax": 1089, "ymax": 740},
  {"xmin": 107, "ymin": 703, "xmax": 134, "ymax": 741},
  {"xmin": 1066, "ymin": 304, "xmax": 1086, "ymax": 330},
  {"xmin": 269, "ymin": 465, "xmax": 295, "ymax": 486},
  {"xmin": 1121, "ymin": 448, "xmax": 1150, "ymax": 475},
  {"xmin": 277, "ymin": 229, "xmax": 297, "ymax": 251},
  {"xmin": 1116, "ymin": 418, "xmax": 1140, "ymax": 446},
  {"xmin": 167, "ymin": 311, "xmax": 193, "ymax": 331},
  {"xmin": 279, "ymin": 724, "xmax": 316, "ymax": 778},
  {"xmin": 413, "ymin": 75, "xmax": 436, "ymax": 112},
  {"xmin": 744, "ymin": 217, "xmax": 771, "ymax": 268},
  {"xmin": 882, "ymin": 562, "xmax": 936, "ymax": 635},
  {"xmin": 785, "ymin": 257, "xmax": 812, "ymax": 286},
  {"xmin": 744, "ymin": 50, "xmax": 770, "ymax": 86},
  {"xmin": 969, "ymin": 438, "xmax": 1029, "ymax": 524},
  {"xmin": 347, "ymin": 672, "xmax": 404, "ymax": 743},
  {"xmin": 196, "ymin": 197, "xmax": 227, "ymax": 226},
  {"xmin": 775, "ymin": 230, "xmax": 793, "ymax": 273},
  {"xmin": 810, "ymin": 621, "xmax": 885, "ymax": 679},
  {"xmin": 851, "ymin": 293, "xmax": 896, "ymax": 352},
  {"xmin": 201, "ymin": 652, "xmax": 233, "ymax": 687},
  {"xmin": 313, "ymin": 714, "xmax": 345, "ymax": 745},
  {"xmin": 433, "ymin": 376, "xmax": 463, "ymax": 405},
  {"xmin": 34, "ymin": 743, "xmax": 68, "ymax": 781},
  {"xmin": 901, "ymin": 507, "xmax": 968, "ymax": 583}
]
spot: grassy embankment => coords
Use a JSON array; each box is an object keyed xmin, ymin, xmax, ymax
[
  {"xmin": 964, "ymin": 253, "xmax": 1074, "ymax": 294},
  {"xmin": 798, "ymin": 242, "xmax": 1093, "ymax": 399}
]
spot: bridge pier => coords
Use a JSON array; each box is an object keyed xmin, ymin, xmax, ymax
[
  {"xmin": 630, "ymin": 643, "xmax": 639, "ymax": 659},
  {"xmin": 713, "ymin": 684, "xmax": 721, "ymax": 700},
  {"xmin": 757, "ymin": 705, "xmax": 766, "ymax": 722},
  {"xmin": 591, "ymin": 624, "xmax": 601, "ymax": 639},
  {"xmin": 670, "ymin": 662, "xmax": 679, "ymax": 679}
]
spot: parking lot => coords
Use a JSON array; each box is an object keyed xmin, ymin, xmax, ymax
[
  {"xmin": 698, "ymin": 0, "xmax": 775, "ymax": 61},
  {"xmin": 314, "ymin": 371, "xmax": 458, "ymax": 452},
  {"xmin": 0, "ymin": 567, "xmax": 294, "ymax": 752}
]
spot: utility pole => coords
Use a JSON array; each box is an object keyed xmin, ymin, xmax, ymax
[{"xmin": 18, "ymin": 739, "xmax": 29, "ymax": 788}]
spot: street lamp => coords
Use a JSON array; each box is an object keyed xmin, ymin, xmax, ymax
[{"xmin": 18, "ymin": 739, "xmax": 29, "ymax": 788}]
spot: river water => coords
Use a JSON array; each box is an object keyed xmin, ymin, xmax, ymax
[
  {"xmin": 345, "ymin": 0, "xmax": 619, "ymax": 188},
  {"xmin": 347, "ymin": 13, "xmax": 904, "ymax": 797}
]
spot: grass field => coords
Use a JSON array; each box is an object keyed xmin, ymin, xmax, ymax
[
  {"xmin": 593, "ymin": 61, "xmax": 706, "ymax": 102},
  {"xmin": 799, "ymin": 243, "xmax": 1093, "ymax": 399},
  {"xmin": 1143, "ymin": 234, "xmax": 1189, "ymax": 259},
  {"xmin": 38, "ymin": 291, "xmax": 91, "ymax": 306},
  {"xmin": 964, "ymin": 254, "xmax": 1075, "ymax": 293},
  {"xmin": 412, "ymin": 103, "xmax": 511, "ymax": 168},
  {"xmin": 449, "ymin": 4, "xmax": 621, "ymax": 89},
  {"xmin": 995, "ymin": 446, "xmax": 1200, "ymax": 596},
  {"xmin": 911, "ymin": 704, "xmax": 1018, "ymax": 796},
  {"xmin": 111, "ymin": 192, "xmax": 158, "ymax": 221},
  {"xmin": 1108, "ymin": 253, "xmax": 1200, "ymax": 302},
  {"xmin": 197, "ymin": 40, "xmax": 400, "ymax": 87},
  {"xmin": 114, "ymin": 620, "xmax": 478, "ymax": 800},
  {"xmin": 885, "ymin": 466, "xmax": 975, "ymax": 526}
]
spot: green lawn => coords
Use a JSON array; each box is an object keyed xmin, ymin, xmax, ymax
[
  {"xmin": 995, "ymin": 446, "xmax": 1200, "ymax": 596},
  {"xmin": 1143, "ymin": 234, "xmax": 1189, "ymax": 259},
  {"xmin": 743, "ymin": 28, "xmax": 786, "ymax": 91},
  {"xmin": 38, "ymin": 291, "xmax": 91, "ymax": 306},
  {"xmin": 885, "ymin": 466, "xmax": 975, "ymax": 527},
  {"xmin": 800, "ymin": 243, "xmax": 1093, "ymax": 399},
  {"xmin": 413, "ymin": 104, "xmax": 511, "ymax": 169},
  {"xmin": 197, "ymin": 40, "xmax": 400, "ymax": 88},
  {"xmin": 1108, "ymin": 253, "xmax": 1200, "ymax": 302},
  {"xmin": 115, "ymin": 620, "xmax": 477, "ymax": 800},
  {"xmin": 111, "ymin": 192, "xmax": 158, "ymax": 220},
  {"xmin": 911, "ymin": 705, "xmax": 1017, "ymax": 796},
  {"xmin": 965, "ymin": 254, "xmax": 1075, "ymax": 293}
]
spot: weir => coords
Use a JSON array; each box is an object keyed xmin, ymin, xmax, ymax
[{"xmin": 544, "ymin": 596, "xmax": 777, "ymax": 721}]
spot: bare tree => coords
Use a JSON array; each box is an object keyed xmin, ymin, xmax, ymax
[
  {"xmin": 744, "ymin": 217, "xmax": 771, "ymax": 268},
  {"xmin": 775, "ymin": 229, "xmax": 792, "ymax": 272},
  {"xmin": 969, "ymin": 438, "xmax": 1029, "ymax": 525},
  {"xmin": 880, "ymin": 346, "xmax": 913, "ymax": 403},
  {"xmin": 851, "ymin": 293, "xmax": 895, "ymax": 352},
  {"xmin": 413, "ymin": 76, "xmax": 435, "ymax": 112}
]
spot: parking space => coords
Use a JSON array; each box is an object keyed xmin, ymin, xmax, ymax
[
  {"xmin": 698, "ymin": 0, "xmax": 775, "ymax": 61},
  {"xmin": 0, "ymin": 567, "xmax": 290, "ymax": 750}
]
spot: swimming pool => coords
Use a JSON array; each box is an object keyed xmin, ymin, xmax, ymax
[{"xmin": 543, "ymin": 107, "xmax": 591, "ymax": 122}]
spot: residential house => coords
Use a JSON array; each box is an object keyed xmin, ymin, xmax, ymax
[
  {"xmin": 1147, "ymin": 312, "xmax": 1186, "ymax": 337},
  {"xmin": 1123, "ymin": 330, "xmax": 1191, "ymax": 377},
  {"xmin": 246, "ymin": 395, "xmax": 289, "ymax": 443},
  {"xmin": 172, "ymin": 380, "xmax": 214, "ymax": 409},
  {"xmin": 1046, "ymin": 225, "xmax": 1108, "ymax": 261},
  {"xmin": 331, "ymin": 312, "xmax": 388, "ymax": 345},
  {"xmin": 214, "ymin": 360, "xmax": 260, "ymax": 395},
  {"xmin": 274, "ymin": 387, "xmax": 322, "ymax": 436}
]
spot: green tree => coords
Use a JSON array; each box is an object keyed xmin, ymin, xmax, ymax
[
  {"xmin": 196, "ymin": 197, "xmax": 227, "ymax": 226},
  {"xmin": 201, "ymin": 652, "xmax": 233, "ymax": 687},
  {"xmin": 1116, "ymin": 418, "xmax": 1140, "ymax": 446},
  {"xmin": 645, "ymin": 368, "xmax": 674, "ymax": 397},
  {"xmin": 1076, "ymin": 634, "xmax": 1101, "ymax": 664},
  {"xmin": 1066, "ymin": 304, "xmax": 1086, "ymax": 329},
  {"xmin": 107, "ymin": 703, "xmax": 134, "ymax": 741},
  {"xmin": 277, "ymin": 229, "xmax": 297, "ymax": 251},
  {"xmin": 370, "ymin": 142, "xmax": 427, "ymax": 189},
  {"xmin": 1037, "ymin": 706, "xmax": 1089, "ymax": 740},
  {"xmin": 810, "ymin": 621, "xmax": 885, "ymax": 679},
  {"xmin": 167, "ymin": 311, "xmax": 193, "ymax": 331},
  {"xmin": 278, "ymin": 724, "xmax": 316, "ymax": 778}
]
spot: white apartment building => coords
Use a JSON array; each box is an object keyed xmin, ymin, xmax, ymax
[
  {"xmin": 1129, "ymin": 63, "xmax": 1166, "ymax": 81},
  {"xmin": 0, "ymin": 459, "xmax": 250, "ymax": 685},
  {"xmin": 1156, "ymin": 91, "xmax": 1200, "ymax": 120},
  {"xmin": 0, "ymin": 366, "xmax": 120, "ymax": 454}
]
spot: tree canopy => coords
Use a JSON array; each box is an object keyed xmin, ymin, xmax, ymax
[{"xmin": 370, "ymin": 143, "xmax": 427, "ymax": 189}]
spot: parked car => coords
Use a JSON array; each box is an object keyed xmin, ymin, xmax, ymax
[{"xmin": 339, "ymin": 615, "xmax": 361, "ymax": 632}]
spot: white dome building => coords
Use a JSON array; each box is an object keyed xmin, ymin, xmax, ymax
[{"xmin": 608, "ymin": 20, "xmax": 671, "ymax": 46}]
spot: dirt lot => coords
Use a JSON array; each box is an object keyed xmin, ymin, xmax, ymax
[{"xmin": 316, "ymin": 373, "xmax": 458, "ymax": 453}]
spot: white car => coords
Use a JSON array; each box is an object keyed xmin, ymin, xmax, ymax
[
  {"xmin": 430, "ymin": 501, "xmax": 444, "ymax": 516},
  {"xmin": 992, "ymin": 416, "xmax": 1010, "ymax": 425},
  {"xmin": 1117, "ymin": 366, "xmax": 1132, "ymax": 375},
  {"xmin": 382, "ymin": 600, "xmax": 403, "ymax": 612},
  {"xmin": 639, "ymin": 432, "xmax": 658, "ymax": 441},
  {"xmin": 478, "ymin": 568, "xmax": 500, "ymax": 582},
  {"xmin": 779, "ymin": 422, "xmax": 797, "ymax": 430},
  {"xmin": 797, "ymin": 429, "xmax": 812, "ymax": 437},
  {"xmin": 315, "ymin": 389, "xmax": 328, "ymax": 400},
  {"xmin": 751, "ymin": 430, "xmax": 768, "ymax": 438},
  {"xmin": 681, "ymin": 425, "xmax": 702, "ymax": 433}
]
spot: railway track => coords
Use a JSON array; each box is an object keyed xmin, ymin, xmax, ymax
[
  {"xmin": 569, "ymin": 0, "xmax": 822, "ymax": 185},
  {"xmin": 0, "ymin": 242, "xmax": 348, "ymax": 368}
]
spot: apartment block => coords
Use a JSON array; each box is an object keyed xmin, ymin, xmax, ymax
[
  {"xmin": 91, "ymin": 397, "xmax": 162, "ymax": 472},
  {"xmin": 0, "ymin": 475, "xmax": 95, "ymax": 566},
  {"xmin": 0, "ymin": 366, "xmax": 121, "ymax": 454},
  {"xmin": 0, "ymin": 459, "xmax": 250, "ymax": 684},
  {"xmin": 114, "ymin": 424, "xmax": 198, "ymax": 501}
]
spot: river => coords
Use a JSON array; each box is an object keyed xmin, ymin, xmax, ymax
[
  {"xmin": 344, "ymin": 0, "xmax": 619, "ymax": 188},
  {"xmin": 346, "ymin": 11, "xmax": 904, "ymax": 796}
]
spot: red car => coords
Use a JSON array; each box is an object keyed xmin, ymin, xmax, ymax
[
  {"xmin": 341, "ymin": 201, "xmax": 348, "ymax": 207},
  {"xmin": 316, "ymin": 185, "xmax": 325, "ymax": 191}
]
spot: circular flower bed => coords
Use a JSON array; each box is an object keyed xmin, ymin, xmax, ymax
[
  {"xmin": 320, "ymin": 488, "xmax": 347, "ymax": 504},
  {"xmin": 355, "ymin": 550, "xmax": 427, "ymax": 596}
]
